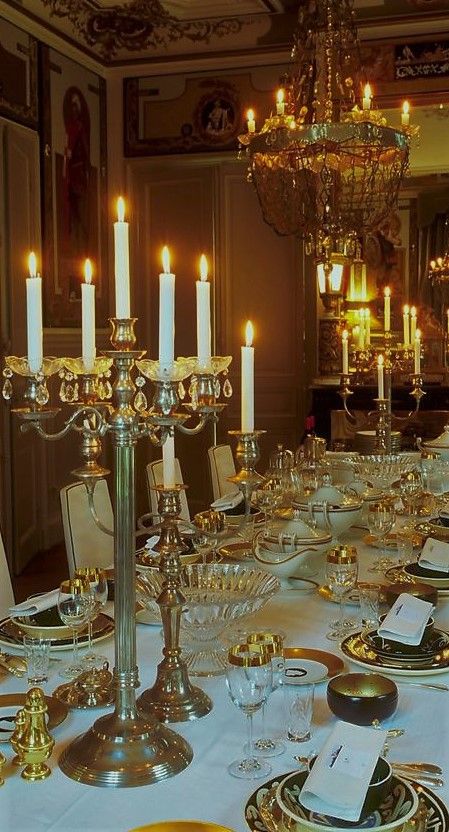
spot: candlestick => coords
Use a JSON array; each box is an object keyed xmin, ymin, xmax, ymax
[
  {"xmin": 26, "ymin": 252, "xmax": 43, "ymax": 375},
  {"xmin": 241, "ymin": 320, "xmax": 254, "ymax": 433},
  {"xmin": 114, "ymin": 197, "xmax": 130, "ymax": 319},
  {"xmin": 401, "ymin": 100, "xmax": 410, "ymax": 127},
  {"xmin": 410, "ymin": 306, "xmax": 417, "ymax": 343},
  {"xmin": 403, "ymin": 304, "xmax": 410, "ymax": 346},
  {"xmin": 162, "ymin": 433, "xmax": 176, "ymax": 488},
  {"xmin": 384, "ymin": 286, "xmax": 391, "ymax": 332},
  {"xmin": 362, "ymin": 83, "xmax": 372, "ymax": 112},
  {"xmin": 414, "ymin": 330, "xmax": 421, "ymax": 374},
  {"xmin": 247, "ymin": 109, "xmax": 255, "ymax": 134},
  {"xmin": 342, "ymin": 330, "xmax": 349, "ymax": 374},
  {"xmin": 82, "ymin": 259, "xmax": 96, "ymax": 372},
  {"xmin": 377, "ymin": 354, "xmax": 384, "ymax": 399},
  {"xmin": 276, "ymin": 89, "xmax": 285, "ymax": 116},
  {"xmin": 196, "ymin": 255, "xmax": 211, "ymax": 370},
  {"xmin": 159, "ymin": 246, "xmax": 175, "ymax": 371}
]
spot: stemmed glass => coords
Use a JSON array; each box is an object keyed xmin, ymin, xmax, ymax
[
  {"xmin": 74, "ymin": 567, "xmax": 108, "ymax": 669},
  {"xmin": 244, "ymin": 631, "xmax": 285, "ymax": 757},
  {"xmin": 325, "ymin": 545, "xmax": 358, "ymax": 641},
  {"xmin": 57, "ymin": 577, "xmax": 92, "ymax": 678},
  {"xmin": 226, "ymin": 644, "xmax": 273, "ymax": 780},
  {"xmin": 367, "ymin": 500, "xmax": 396, "ymax": 572}
]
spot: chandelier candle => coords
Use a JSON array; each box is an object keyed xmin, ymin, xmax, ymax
[
  {"xmin": 114, "ymin": 197, "xmax": 130, "ymax": 318},
  {"xmin": 377, "ymin": 354, "xmax": 385, "ymax": 400},
  {"xmin": 159, "ymin": 246, "xmax": 175, "ymax": 372},
  {"xmin": 276, "ymin": 89, "xmax": 285, "ymax": 116},
  {"xmin": 365, "ymin": 309, "xmax": 371, "ymax": 346},
  {"xmin": 410, "ymin": 306, "xmax": 417, "ymax": 342},
  {"xmin": 196, "ymin": 254, "xmax": 211, "ymax": 369},
  {"xmin": 247, "ymin": 109, "xmax": 255, "ymax": 134},
  {"xmin": 26, "ymin": 252, "xmax": 43, "ymax": 375},
  {"xmin": 81, "ymin": 258, "xmax": 96, "ymax": 372},
  {"xmin": 403, "ymin": 305, "xmax": 410, "ymax": 346},
  {"xmin": 342, "ymin": 330, "xmax": 349, "ymax": 374},
  {"xmin": 362, "ymin": 83, "xmax": 372, "ymax": 112},
  {"xmin": 358, "ymin": 311, "xmax": 365, "ymax": 350},
  {"xmin": 401, "ymin": 101, "xmax": 410, "ymax": 127},
  {"xmin": 162, "ymin": 433, "xmax": 176, "ymax": 488},
  {"xmin": 414, "ymin": 330, "xmax": 421, "ymax": 374},
  {"xmin": 241, "ymin": 320, "xmax": 254, "ymax": 433},
  {"xmin": 384, "ymin": 287, "xmax": 391, "ymax": 332}
]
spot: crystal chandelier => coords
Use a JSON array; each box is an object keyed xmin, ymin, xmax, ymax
[{"xmin": 240, "ymin": 0, "xmax": 412, "ymax": 271}]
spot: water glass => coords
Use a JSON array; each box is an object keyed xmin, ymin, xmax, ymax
[
  {"xmin": 358, "ymin": 587, "xmax": 380, "ymax": 629},
  {"xmin": 244, "ymin": 631, "xmax": 285, "ymax": 757},
  {"xmin": 395, "ymin": 534, "xmax": 414, "ymax": 565},
  {"xmin": 282, "ymin": 673, "xmax": 315, "ymax": 743},
  {"xmin": 23, "ymin": 636, "xmax": 51, "ymax": 686}
]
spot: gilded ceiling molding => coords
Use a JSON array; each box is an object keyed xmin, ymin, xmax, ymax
[{"xmin": 40, "ymin": 0, "xmax": 249, "ymax": 58}]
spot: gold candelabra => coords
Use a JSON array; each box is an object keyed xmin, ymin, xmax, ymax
[{"xmin": 2, "ymin": 317, "xmax": 233, "ymax": 788}]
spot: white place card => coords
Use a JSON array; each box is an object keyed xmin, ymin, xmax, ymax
[
  {"xmin": 300, "ymin": 722, "xmax": 387, "ymax": 822},
  {"xmin": 420, "ymin": 537, "xmax": 449, "ymax": 573},
  {"xmin": 378, "ymin": 592, "xmax": 434, "ymax": 645}
]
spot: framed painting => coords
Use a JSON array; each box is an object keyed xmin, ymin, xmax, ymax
[
  {"xmin": 41, "ymin": 46, "xmax": 108, "ymax": 328},
  {"xmin": 0, "ymin": 18, "xmax": 38, "ymax": 128},
  {"xmin": 124, "ymin": 65, "xmax": 287, "ymax": 157}
]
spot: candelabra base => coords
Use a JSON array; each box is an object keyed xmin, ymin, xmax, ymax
[
  {"xmin": 138, "ymin": 660, "xmax": 213, "ymax": 723},
  {"xmin": 59, "ymin": 708, "xmax": 192, "ymax": 787}
]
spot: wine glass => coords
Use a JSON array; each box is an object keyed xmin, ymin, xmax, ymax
[
  {"xmin": 57, "ymin": 577, "xmax": 92, "ymax": 678},
  {"xmin": 226, "ymin": 644, "xmax": 273, "ymax": 780},
  {"xmin": 367, "ymin": 500, "xmax": 396, "ymax": 572},
  {"xmin": 74, "ymin": 567, "xmax": 108, "ymax": 669},
  {"xmin": 243, "ymin": 631, "xmax": 285, "ymax": 757},
  {"xmin": 325, "ymin": 545, "xmax": 358, "ymax": 641}
]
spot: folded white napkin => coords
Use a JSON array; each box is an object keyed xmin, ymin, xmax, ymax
[
  {"xmin": 211, "ymin": 491, "xmax": 244, "ymax": 511},
  {"xmin": 9, "ymin": 588, "xmax": 61, "ymax": 619},
  {"xmin": 377, "ymin": 592, "xmax": 434, "ymax": 645},
  {"xmin": 300, "ymin": 722, "xmax": 387, "ymax": 822},
  {"xmin": 419, "ymin": 537, "xmax": 449, "ymax": 573},
  {"xmin": 144, "ymin": 535, "xmax": 160, "ymax": 553}
]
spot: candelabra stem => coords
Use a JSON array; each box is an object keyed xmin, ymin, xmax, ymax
[{"xmin": 138, "ymin": 486, "xmax": 212, "ymax": 722}]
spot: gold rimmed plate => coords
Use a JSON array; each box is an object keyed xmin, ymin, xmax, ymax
[
  {"xmin": 384, "ymin": 566, "xmax": 449, "ymax": 598},
  {"xmin": 283, "ymin": 647, "xmax": 344, "ymax": 682},
  {"xmin": 129, "ymin": 823, "xmax": 235, "ymax": 832},
  {"xmin": 404, "ymin": 561, "xmax": 449, "ymax": 589},
  {"xmin": 340, "ymin": 632, "xmax": 449, "ymax": 675},
  {"xmin": 360, "ymin": 628, "xmax": 449, "ymax": 663},
  {"xmin": 0, "ymin": 693, "xmax": 68, "ymax": 742},
  {"xmin": 217, "ymin": 540, "xmax": 254, "ymax": 562},
  {"xmin": 363, "ymin": 532, "xmax": 422, "ymax": 551},
  {"xmin": 0, "ymin": 613, "xmax": 114, "ymax": 651}
]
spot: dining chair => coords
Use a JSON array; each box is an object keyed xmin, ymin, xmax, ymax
[
  {"xmin": 60, "ymin": 480, "xmax": 114, "ymax": 576},
  {"xmin": 0, "ymin": 526, "xmax": 15, "ymax": 618},
  {"xmin": 145, "ymin": 458, "xmax": 190, "ymax": 522},
  {"xmin": 207, "ymin": 444, "xmax": 238, "ymax": 502}
]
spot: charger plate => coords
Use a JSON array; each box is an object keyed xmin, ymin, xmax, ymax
[
  {"xmin": 360, "ymin": 628, "xmax": 449, "ymax": 663},
  {"xmin": 283, "ymin": 648, "xmax": 344, "ymax": 681},
  {"xmin": 0, "ymin": 693, "xmax": 68, "ymax": 742},
  {"xmin": 217, "ymin": 540, "xmax": 254, "ymax": 562},
  {"xmin": 0, "ymin": 613, "xmax": 114, "ymax": 652},
  {"xmin": 340, "ymin": 632, "xmax": 449, "ymax": 676},
  {"xmin": 404, "ymin": 562, "xmax": 449, "ymax": 589},
  {"xmin": 384, "ymin": 565, "xmax": 449, "ymax": 597},
  {"xmin": 245, "ymin": 774, "xmax": 448, "ymax": 832}
]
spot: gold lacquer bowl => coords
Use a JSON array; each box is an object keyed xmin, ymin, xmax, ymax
[
  {"xmin": 327, "ymin": 672, "xmax": 398, "ymax": 725},
  {"xmin": 128, "ymin": 823, "xmax": 236, "ymax": 832}
]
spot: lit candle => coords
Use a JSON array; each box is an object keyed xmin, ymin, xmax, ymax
[
  {"xmin": 342, "ymin": 329, "xmax": 349, "ymax": 374},
  {"xmin": 403, "ymin": 304, "xmax": 410, "ymax": 346},
  {"xmin": 410, "ymin": 306, "xmax": 417, "ymax": 342},
  {"xmin": 82, "ymin": 258, "xmax": 96, "ymax": 372},
  {"xmin": 362, "ymin": 83, "xmax": 372, "ymax": 112},
  {"xmin": 241, "ymin": 320, "xmax": 254, "ymax": 433},
  {"xmin": 384, "ymin": 286, "xmax": 391, "ymax": 332},
  {"xmin": 276, "ymin": 89, "xmax": 285, "ymax": 116},
  {"xmin": 26, "ymin": 252, "xmax": 43, "ymax": 375},
  {"xmin": 401, "ymin": 100, "xmax": 410, "ymax": 127},
  {"xmin": 358, "ymin": 309, "xmax": 365, "ymax": 350},
  {"xmin": 377, "ymin": 354, "xmax": 384, "ymax": 399},
  {"xmin": 361, "ymin": 263, "xmax": 367, "ymax": 301},
  {"xmin": 114, "ymin": 197, "xmax": 130, "ymax": 318},
  {"xmin": 349, "ymin": 263, "xmax": 355, "ymax": 301},
  {"xmin": 352, "ymin": 324, "xmax": 360, "ymax": 342},
  {"xmin": 196, "ymin": 254, "xmax": 211, "ymax": 370},
  {"xmin": 365, "ymin": 308, "xmax": 371, "ymax": 346},
  {"xmin": 414, "ymin": 330, "xmax": 421, "ymax": 374},
  {"xmin": 162, "ymin": 433, "xmax": 176, "ymax": 489},
  {"xmin": 159, "ymin": 246, "xmax": 175, "ymax": 371},
  {"xmin": 247, "ymin": 108, "xmax": 255, "ymax": 134}
]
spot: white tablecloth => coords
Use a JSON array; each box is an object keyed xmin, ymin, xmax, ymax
[{"xmin": 1, "ymin": 529, "xmax": 449, "ymax": 832}]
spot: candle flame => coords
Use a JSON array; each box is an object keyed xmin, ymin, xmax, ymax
[
  {"xmin": 403, "ymin": 304, "xmax": 410, "ymax": 314},
  {"xmin": 245, "ymin": 320, "xmax": 254, "ymax": 347},
  {"xmin": 199, "ymin": 254, "xmax": 208, "ymax": 281},
  {"xmin": 410, "ymin": 305, "xmax": 417, "ymax": 316},
  {"xmin": 84, "ymin": 258, "xmax": 93, "ymax": 284},
  {"xmin": 247, "ymin": 108, "xmax": 254, "ymax": 121},
  {"xmin": 415, "ymin": 328, "xmax": 421, "ymax": 341},
  {"xmin": 117, "ymin": 196, "xmax": 125, "ymax": 222},
  {"xmin": 402, "ymin": 100, "xmax": 410, "ymax": 115},
  {"xmin": 384, "ymin": 286, "xmax": 391, "ymax": 298},
  {"xmin": 364, "ymin": 83, "xmax": 372, "ymax": 99},
  {"xmin": 377, "ymin": 354, "xmax": 384, "ymax": 367},
  {"xmin": 28, "ymin": 251, "xmax": 37, "ymax": 278},
  {"xmin": 162, "ymin": 245, "xmax": 171, "ymax": 274},
  {"xmin": 276, "ymin": 89, "xmax": 284, "ymax": 105},
  {"xmin": 342, "ymin": 329, "xmax": 348, "ymax": 341}
]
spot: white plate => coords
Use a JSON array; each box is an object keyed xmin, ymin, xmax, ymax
[
  {"xmin": 0, "ymin": 614, "xmax": 114, "ymax": 653},
  {"xmin": 283, "ymin": 657, "xmax": 329, "ymax": 684}
]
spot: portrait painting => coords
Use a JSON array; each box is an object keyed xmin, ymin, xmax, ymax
[{"xmin": 0, "ymin": 18, "xmax": 37, "ymax": 128}]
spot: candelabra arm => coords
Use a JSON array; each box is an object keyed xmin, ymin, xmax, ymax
[
  {"xmin": 19, "ymin": 405, "xmax": 105, "ymax": 441},
  {"xmin": 338, "ymin": 375, "xmax": 356, "ymax": 423},
  {"xmin": 176, "ymin": 415, "xmax": 210, "ymax": 436},
  {"xmin": 85, "ymin": 481, "xmax": 114, "ymax": 537},
  {"xmin": 390, "ymin": 377, "xmax": 426, "ymax": 422}
]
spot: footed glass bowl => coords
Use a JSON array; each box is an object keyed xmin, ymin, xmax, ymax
[{"xmin": 136, "ymin": 563, "xmax": 280, "ymax": 677}]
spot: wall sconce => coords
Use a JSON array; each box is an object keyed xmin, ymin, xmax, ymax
[{"xmin": 317, "ymin": 254, "xmax": 348, "ymax": 315}]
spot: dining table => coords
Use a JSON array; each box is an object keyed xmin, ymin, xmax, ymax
[{"xmin": 1, "ymin": 526, "xmax": 449, "ymax": 832}]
